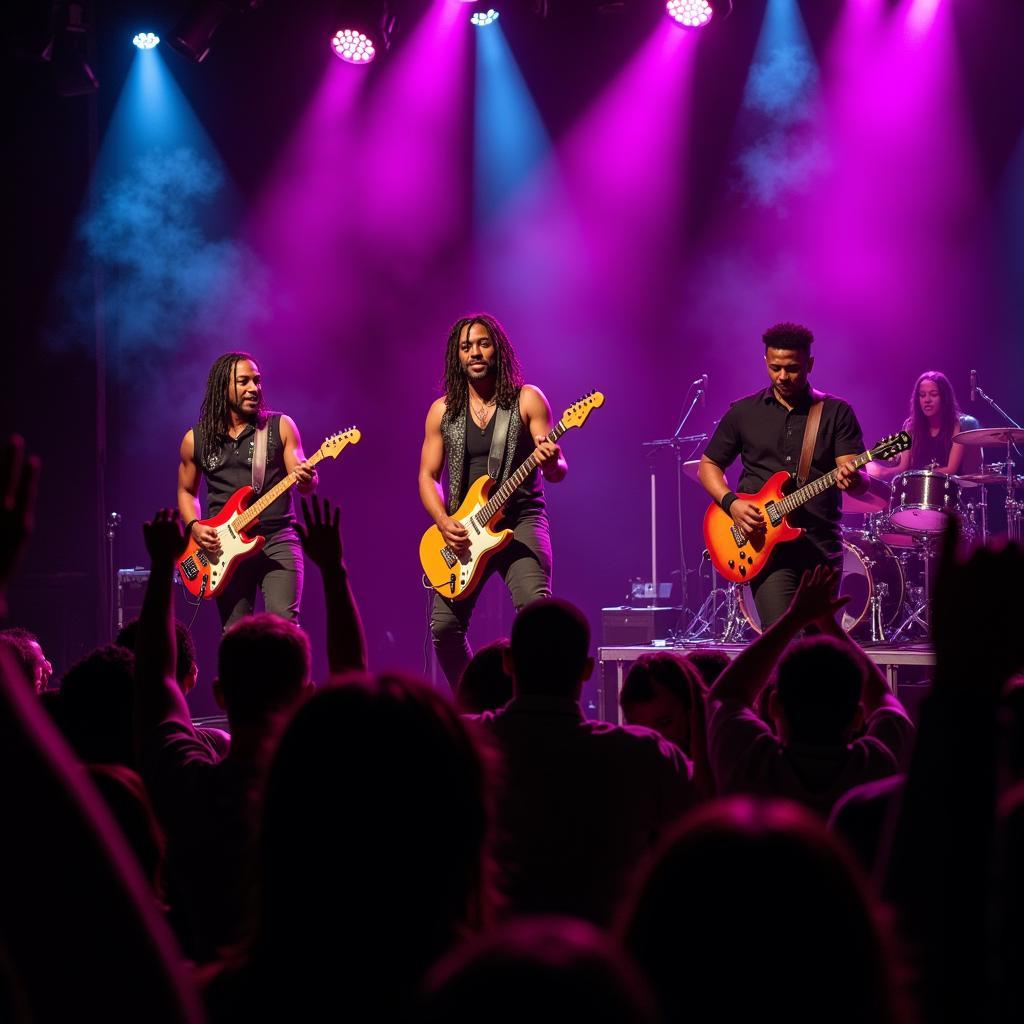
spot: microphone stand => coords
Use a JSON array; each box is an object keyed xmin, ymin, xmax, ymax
[{"xmin": 642, "ymin": 380, "xmax": 707, "ymax": 626}]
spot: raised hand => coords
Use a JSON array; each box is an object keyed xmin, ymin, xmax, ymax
[
  {"xmin": 783, "ymin": 565, "xmax": 850, "ymax": 632},
  {"xmin": 142, "ymin": 509, "xmax": 188, "ymax": 566},
  {"xmin": 0, "ymin": 435, "xmax": 41, "ymax": 606},
  {"xmin": 932, "ymin": 518, "xmax": 1024, "ymax": 691},
  {"xmin": 297, "ymin": 495, "xmax": 343, "ymax": 570}
]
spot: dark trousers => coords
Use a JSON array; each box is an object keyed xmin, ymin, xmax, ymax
[
  {"xmin": 431, "ymin": 514, "xmax": 552, "ymax": 689},
  {"xmin": 216, "ymin": 527, "xmax": 304, "ymax": 630},
  {"xmin": 749, "ymin": 536, "xmax": 841, "ymax": 631}
]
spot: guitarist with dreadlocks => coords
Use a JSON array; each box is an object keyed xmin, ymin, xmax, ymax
[
  {"xmin": 419, "ymin": 314, "xmax": 567, "ymax": 688},
  {"xmin": 178, "ymin": 352, "xmax": 318, "ymax": 629}
]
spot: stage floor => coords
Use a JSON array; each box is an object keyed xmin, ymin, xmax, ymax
[{"xmin": 596, "ymin": 642, "xmax": 935, "ymax": 722}]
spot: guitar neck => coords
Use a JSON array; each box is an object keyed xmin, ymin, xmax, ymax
[
  {"xmin": 473, "ymin": 421, "xmax": 568, "ymax": 524},
  {"xmin": 233, "ymin": 448, "xmax": 328, "ymax": 530},
  {"xmin": 775, "ymin": 449, "xmax": 873, "ymax": 516}
]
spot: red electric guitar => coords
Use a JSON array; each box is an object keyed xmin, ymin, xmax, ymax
[
  {"xmin": 703, "ymin": 431, "xmax": 911, "ymax": 584},
  {"xmin": 177, "ymin": 427, "xmax": 361, "ymax": 599}
]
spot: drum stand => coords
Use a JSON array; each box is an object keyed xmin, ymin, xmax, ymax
[
  {"xmin": 680, "ymin": 553, "xmax": 752, "ymax": 643},
  {"xmin": 888, "ymin": 535, "xmax": 937, "ymax": 641}
]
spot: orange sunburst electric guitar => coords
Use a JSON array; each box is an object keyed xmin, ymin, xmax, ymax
[
  {"xmin": 177, "ymin": 427, "xmax": 361, "ymax": 599},
  {"xmin": 420, "ymin": 391, "xmax": 605, "ymax": 600},
  {"xmin": 703, "ymin": 431, "xmax": 911, "ymax": 584}
]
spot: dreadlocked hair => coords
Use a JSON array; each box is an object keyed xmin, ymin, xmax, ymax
[
  {"xmin": 441, "ymin": 314, "xmax": 524, "ymax": 419},
  {"xmin": 197, "ymin": 351, "xmax": 266, "ymax": 470}
]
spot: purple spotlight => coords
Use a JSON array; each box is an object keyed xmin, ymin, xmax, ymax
[
  {"xmin": 666, "ymin": 0, "xmax": 713, "ymax": 28},
  {"xmin": 331, "ymin": 28, "xmax": 376, "ymax": 65}
]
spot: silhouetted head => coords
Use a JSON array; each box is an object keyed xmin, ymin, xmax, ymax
[
  {"xmin": 59, "ymin": 644, "xmax": 136, "ymax": 766},
  {"xmin": 117, "ymin": 617, "xmax": 198, "ymax": 693},
  {"xmin": 770, "ymin": 636, "xmax": 864, "ymax": 745},
  {"xmin": 620, "ymin": 653, "xmax": 706, "ymax": 753},
  {"xmin": 507, "ymin": 599, "xmax": 593, "ymax": 699},
  {"xmin": 255, "ymin": 672, "xmax": 495, "ymax": 1012},
  {"xmin": 620, "ymin": 798, "xmax": 900, "ymax": 1024},
  {"xmin": 418, "ymin": 916, "xmax": 660, "ymax": 1024},
  {"xmin": 457, "ymin": 638, "xmax": 514, "ymax": 714},
  {"xmin": 0, "ymin": 627, "xmax": 52, "ymax": 692},
  {"xmin": 215, "ymin": 613, "xmax": 311, "ymax": 730},
  {"xmin": 685, "ymin": 648, "xmax": 731, "ymax": 689}
]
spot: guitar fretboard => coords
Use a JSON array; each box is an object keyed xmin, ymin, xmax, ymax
[
  {"xmin": 472, "ymin": 420, "xmax": 568, "ymax": 527},
  {"xmin": 232, "ymin": 448, "xmax": 329, "ymax": 531},
  {"xmin": 774, "ymin": 449, "xmax": 873, "ymax": 516}
]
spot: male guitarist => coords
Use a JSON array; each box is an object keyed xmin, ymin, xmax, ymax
[
  {"xmin": 419, "ymin": 314, "xmax": 567, "ymax": 688},
  {"xmin": 697, "ymin": 323, "xmax": 867, "ymax": 630},
  {"xmin": 178, "ymin": 352, "xmax": 317, "ymax": 628}
]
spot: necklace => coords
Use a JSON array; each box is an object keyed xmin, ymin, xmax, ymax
[{"xmin": 471, "ymin": 396, "xmax": 496, "ymax": 432}]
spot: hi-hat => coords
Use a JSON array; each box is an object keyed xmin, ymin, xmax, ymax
[{"xmin": 952, "ymin": 427, "xmax": 1024, "ymax": 447}]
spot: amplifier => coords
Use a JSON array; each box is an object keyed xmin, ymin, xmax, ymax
[
  {"xmin": 601, "ymin": 606, "xmax": 681, "ymax": 647},
  {"xmin": 117, "ymin": 568, "xmax": 181, "ymax": 630}
]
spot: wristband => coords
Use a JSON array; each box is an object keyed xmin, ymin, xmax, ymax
[
  {"xmin": 720, "ymin": 492, "xmax": 739, "ymax": 516},
  {"xmin": 185, "ymin": 519, "xmax": 198, "ymax": 536}
]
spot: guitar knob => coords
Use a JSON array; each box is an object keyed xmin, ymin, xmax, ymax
[
  {"xmin": 739, "ymin": 565, "xmax": 747, "ymax": 577},
  {"xmin": 728, "ymin": 560, "xmax": 735, "ymax": 569}
]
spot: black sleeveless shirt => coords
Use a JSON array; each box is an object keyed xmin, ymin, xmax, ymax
[{"xmin": 193, "ymin": 413, "xmax": 294, "ymax": 536}]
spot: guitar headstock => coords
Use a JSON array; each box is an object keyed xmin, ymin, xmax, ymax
[
  {"xmin": 319, "ymin": 427, "xmax": 362, "ymax": 460},
  {"xmin": 870, "ymin": 431, "xmax": 911, "ymax": 462},
  {"xmin": 561, "ymin": 391, "xmax": 605, "ymax": 431}
]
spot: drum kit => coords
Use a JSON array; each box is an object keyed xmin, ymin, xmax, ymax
[{"xmin": 686, "ymin": 427, "xmax": 1023, "ymax": 645}]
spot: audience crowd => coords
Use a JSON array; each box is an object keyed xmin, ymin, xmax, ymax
[{"xmin": 2, "ymin": 432, "xmax": 1023, "ymax": 1023}]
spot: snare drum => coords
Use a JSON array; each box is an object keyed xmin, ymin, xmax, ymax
[
  {"xmin": 738, "ymin": 533, "xmax": 905, "ymax": 641},
  {"xmin": 888, "ymin": 470, "xmax": 960, "ymax": 533}
]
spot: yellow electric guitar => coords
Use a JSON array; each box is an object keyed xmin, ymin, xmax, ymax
[{"xmin": 420, "ymin": 391, "xmax": 605, "ymax": 600}]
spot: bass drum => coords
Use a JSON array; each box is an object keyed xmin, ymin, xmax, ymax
[{"xmin": 738, "ymin": 533, "xmax": 905, "ymax": 641}]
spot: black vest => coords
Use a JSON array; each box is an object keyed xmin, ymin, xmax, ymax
[
  {"xmin": 194, "ymin": 413, "xmax": 294, "ymax": 535},
  {"xmin": 440, "ymin": 390, "xmax": 545, "ymax": 521}
]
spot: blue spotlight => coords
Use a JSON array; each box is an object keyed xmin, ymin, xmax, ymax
[
  {"xmin": 471, "ymin": 9, "xmax": 499, "ymax": 26},
  {"xmin": 133, "ymin": 32, "xmax": 160, "ymax": 50}
]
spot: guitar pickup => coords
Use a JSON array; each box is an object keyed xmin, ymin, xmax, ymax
[
  {"xmin": 730, "ymin": 524, "xmax": 748, "ymax": 548},
  {"xmin": 180, "ymin": 557, "xmax": 199, "ymax": 581},
  {"xmin": 765, "ymin": 501, "xmax": 782, "ymax": 527},
  {"xmin": 195, "ymin": 549, "xmax": 209, "ymax": 567},
  {"xmin": 441, "ymin": 547, "xmax": 457, "ymax": 569}
]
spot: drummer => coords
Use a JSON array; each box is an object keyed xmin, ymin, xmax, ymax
[{"xmin": 869, "ymin": 371, "xmax": 981, "ymax": 479}]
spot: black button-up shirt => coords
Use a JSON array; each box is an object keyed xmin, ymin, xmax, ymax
[{"xmin": 703, "ymin": 386, "xmax": 865, "ymax": 557}]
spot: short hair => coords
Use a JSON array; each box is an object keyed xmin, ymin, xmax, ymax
[
  {"xmin": 457, "ymin": 639, "xmax": 514, "ymax": 714},
  {"xmin": 0, "ymin": 628, "xmax": 39, "ymax": 687},
  {"xmin": 116, "ymin": 617, "xmax": 196, "ymax": 686},
  {"xmin": 774, "ymin": 636, "xmax": 862, "ymax": 744},
  {"xmin": 509, "ymin": 599, "xmax": 590, "ymax": 697},
  {"xmin": 763, "ymin": 322, "xmax": 813, "ymax": 352},
  {"xmin": 620, "ymin": 653, "xmax": 705, "ymax": 711},
  {"xmin": 59, "ymin": 644, "xmax": 137, "ymax": 766},
  {"xmin": 217, "ymin": 613, "xmax": 311, "ymax": 725},
  {"xmin": 685, "ymin": 649, "xmax": 731, "ymax": 689}
]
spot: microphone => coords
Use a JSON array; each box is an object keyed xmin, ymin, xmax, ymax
[
  {"xmin": 969, "ymin": 369, "xmax": 977, "ymax": 403},
  {"xmin": 693, "ymin": 374, "xmax": 708, "ymax": 408}
]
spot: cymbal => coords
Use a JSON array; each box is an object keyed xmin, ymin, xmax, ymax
[
  {"xmin": 952, "ymin": 427, "xmax": 1024, "ymax": 447},
  {"xmin": 952, "ymin": 475, "xmax": 986, "ymax": 487},
  {"xmin": 842, "ymin": 476, "xmax": 890, "ymax": 513},
  {"xmin": 683, "ymin": 459, "xmax": 703, "ymax": 485}
]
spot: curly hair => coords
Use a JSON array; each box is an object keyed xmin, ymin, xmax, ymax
[
  {"xmin": 197, "ymin": 351, "xmax": 266, "ymax": 470},
  {"xmin": 904, "ymin": 370, "xmax": 961, "ymax": 467},
  {"xmin": 763, "ymin": 322, "xmax": 814, "ymax": 352},
  {"xmin": 441, "ymin": 314, "xmax": 524, "ymax": 418}
]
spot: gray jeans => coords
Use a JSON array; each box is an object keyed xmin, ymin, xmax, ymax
[
  {"xmin": 216, "ymin": 526, "xmax": 304, "ymax": 630},
  {"xmin": 431, "ymin": 514, "xmax": 552, "ymax": 688}
]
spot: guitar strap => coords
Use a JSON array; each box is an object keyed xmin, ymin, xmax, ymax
[
  {"xmin": 488, "ymin": 406, "xmax": 512, "ymax": 480},
  {"xmin": 251, "ymin": 419, "xmax": 269, "ymax": 495},
  {"xmin": 797, "ymin": 394, "xmax": 824, "ymax": 486}
]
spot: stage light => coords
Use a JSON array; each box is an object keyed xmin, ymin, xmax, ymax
[
  {"xmin": 168, "ymin": 1, "xmax": 260, "ymax": 64},
  {"xmin": 132, "ymin": 32, "xmax": 160, "ymax": 50},
  {"xmin": 471, "ymin": 9, "xmax": 499, "ymax": 26},
  {"xmin": 331, "ymin": 28, "xmax": 376, "ymax": 64},
  {"xmin": 666, "ymin": 0, "xmax": 714, "ymax": 28}
]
